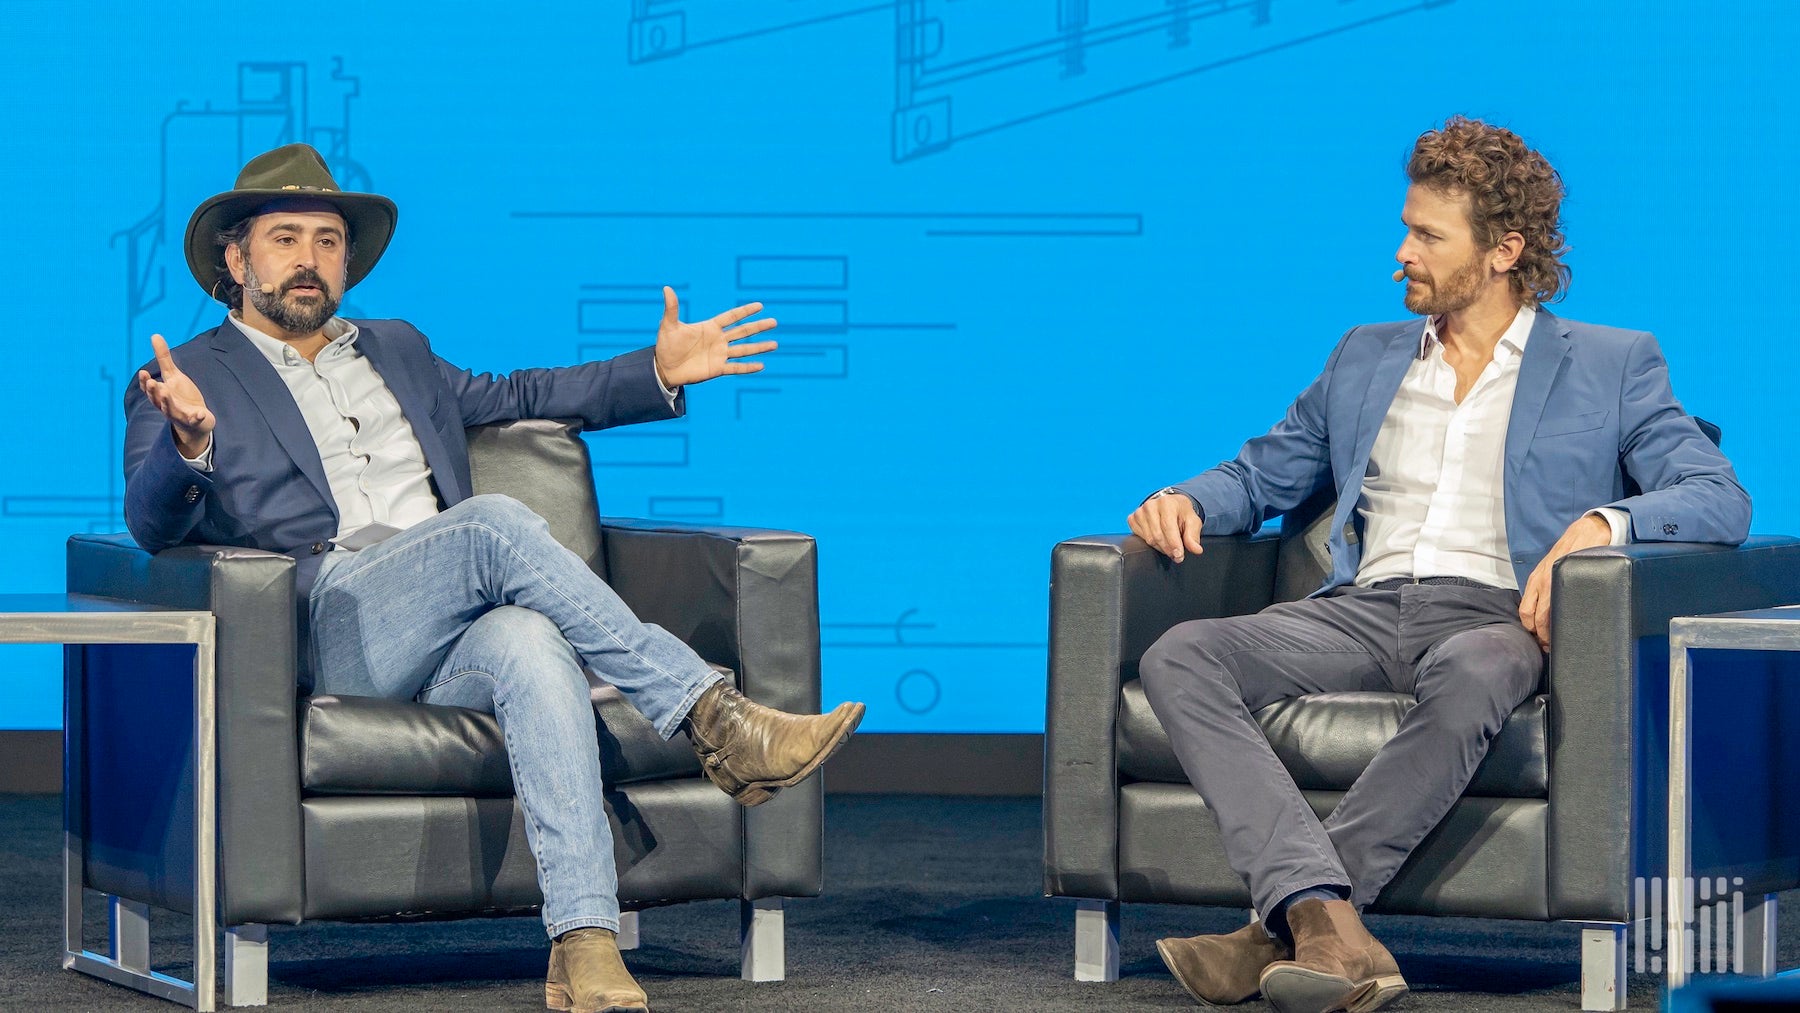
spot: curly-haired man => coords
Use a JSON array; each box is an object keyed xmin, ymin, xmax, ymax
[{"xmin": 1127, "ymin": 118, "xmax": 1748, "ymax": 1013}]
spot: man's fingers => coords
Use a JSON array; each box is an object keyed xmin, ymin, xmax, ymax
[
  {"xmin": 151, "ymin": 334, "xmax": 178, "ymax": 376},
  {"xmin": 723, "ymin": 361, "xmax": 766, "ymax": 375},
  {"xmin": 1179, "ymin": 510, "xmax": 1205, "ymax": 555},
  {"xmin": 724, "ymin": 317, "xmax": 778, "ymax": 341},
  {"xmin": 1149, "ymin": 505, "xmax": 1181, "ymax": 560},
  {"xmin": 661, "ymin": 286, "xmax": 680, "ymax": 326},
  {"xmin": 724, "ymin": 339, "xmax": 778, "ymax": 359},
  {"xmin": 712, "ymin": 301, "xmax": 766, "ymax": 328},
  {"xmin": 1127, "ymin": 511, "xmax": 1147, "ymax": 544}
]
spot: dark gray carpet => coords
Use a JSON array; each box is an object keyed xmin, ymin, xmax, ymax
[{"xmin": 0, "ymin": 794, "xmax": 1790, "ymax": 1011}]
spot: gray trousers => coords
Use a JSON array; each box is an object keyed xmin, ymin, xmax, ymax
[{"xmin": 1139, "ymin": 582, "xmax": 1544, "ymax": 919}]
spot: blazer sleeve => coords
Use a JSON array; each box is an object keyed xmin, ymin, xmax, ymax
[
  {"xmin": 437, "ymin": 345, "xmax": 684, "ymax": 432},
  {"xmin": 1168, "ymin": 329, "xmax": 1350, "ymax": 536},
  {"xmin": 122, "ymin": 370, "xmax": 215, "ymax": 552},
  {"xmin": 1601, "ymin": 331, "xmax": 1751, "ymax": 544}
]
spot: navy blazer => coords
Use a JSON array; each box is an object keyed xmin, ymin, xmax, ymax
[
  {"xmin": 1174, "ymin": 310, "xmax": 1752, "ymax": 592},
  {"xmin": 123, "ymin": 317, "xmax": 681, "ymax": 598}
]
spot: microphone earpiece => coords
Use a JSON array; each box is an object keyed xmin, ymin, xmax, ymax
[{"xmin": 1392, "ymin": 269, "xmax": 1406, "ymax": 283}]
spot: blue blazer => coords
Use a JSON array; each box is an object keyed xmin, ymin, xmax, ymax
[
  {"xmin": 1174, "ymin": 310, "xmax": 1751, "ymax": 592},
  {"xmin": 123, "ymin": 318, "xmax": 681, "ymax": 598}
]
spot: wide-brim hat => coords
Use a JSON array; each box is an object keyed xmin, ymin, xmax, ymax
[{"xmin": 185, "ymin": 143, "xmax": 397, "ymax": 303}]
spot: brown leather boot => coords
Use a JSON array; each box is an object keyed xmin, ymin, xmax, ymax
[
  {"xmin": 1258, "ymin": 899, "xmax": 1407, "ymax": 1013},
  {"xmin": 545, "ymin": 927, "xmax": 648, "ymax": 1013},
  {"xmin": 1156, "ymin": 920, "xmax": 1291, "ymax": 1005},
  {"xmin": 683, "ymin": 682, "xmax": 865, "ymax": 806}
]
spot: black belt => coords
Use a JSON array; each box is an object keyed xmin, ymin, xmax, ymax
[{"xmin": 1369, "ymin": 576, "xmax": 1501, "ymax": 591}]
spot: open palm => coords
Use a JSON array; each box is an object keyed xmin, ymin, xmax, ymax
[
  {"xmin": 653, "ymin": 287, "xmax": 778, "ymax": 388},
  {"xmin": 136, "ymin": 333, "xmax": 214, "ymax": 454}
]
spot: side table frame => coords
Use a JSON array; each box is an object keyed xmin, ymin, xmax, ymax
[{"xmin": 0, "ymin": 595, "xmax": 217, "ymax": 1010}]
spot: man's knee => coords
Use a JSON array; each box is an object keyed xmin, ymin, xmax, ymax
[
  {"xmin": 456, "ymin": 493, "xmax": 547, "ymax": 531},
  {"xmin": 1422, "ymin": 626, "xmax": 1543, "ymax": 725},
  {"xmin": 1141, "ymin": 619, "xmax": 1235, "ymax": 704}
]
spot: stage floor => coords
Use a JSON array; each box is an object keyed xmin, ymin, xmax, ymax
[{"xmin": 0, "ymin": 794, "xmax": 1782, "ymax": 1010}]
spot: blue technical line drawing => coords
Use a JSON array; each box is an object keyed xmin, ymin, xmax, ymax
[
  {"xmin": 520, "ymin": 209, "xmax": 1141, "ymax": 240},
  {"xmin": 893, "ymin": 0, "xmax": 1452, "ymax": 162},
  {"xmin": 824, "ymin": 609, "xmax": 1046, "ymax": 718},
  {"xmin": 895, "ymin": 669, "xmax": 942, "ymax": 715},
  {"xmin": 824, "ymin": 608, "xmax": 1045, "ymax": 650},
  {"xmin": 627, "ymin": 0, "xmax": 889, "ymax": 63},
  {"xmin": 4, "ymin": 59, "xmax": 369, "ymax": 532}
]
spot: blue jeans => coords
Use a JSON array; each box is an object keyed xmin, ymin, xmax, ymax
[{"xmin": 308, "ymin": 494, "xmax": 724, "ymax": 937}]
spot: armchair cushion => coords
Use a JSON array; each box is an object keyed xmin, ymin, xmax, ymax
[
  {"xmin": 301, "ymin": 664, "xmax": 734, "ymax": 797},
  {"xmin": 1117, "ymin": 681, "xmax": 1549, "ymax": 797}
]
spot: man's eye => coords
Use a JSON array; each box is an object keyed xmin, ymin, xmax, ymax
[{"xmin": 319, "ymin": 238, "xmax": 336, "ymax": 248}]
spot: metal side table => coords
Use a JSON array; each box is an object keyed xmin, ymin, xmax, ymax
[
  {"xmin": 0, "ymin": 594, "xmax": 218, "ymax": 1010},
  {"xmin": 1667, "ymin": 606, "xmax": 1800, "ymax": 992}
]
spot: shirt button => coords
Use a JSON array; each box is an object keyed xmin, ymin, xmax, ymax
[{"xmin": 311, "ymin": 542, "xmax": 326, "ymax": 554}]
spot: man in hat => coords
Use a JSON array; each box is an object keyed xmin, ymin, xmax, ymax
[{"xmin": 124, "ymin": 143, "xmax": 864, "ymax": 1013}]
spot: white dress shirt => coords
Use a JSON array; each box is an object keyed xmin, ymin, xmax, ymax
[
  {"xmin": 221, "ymin": 315, "xmax": 443, "ymax": 543},
  {"xmin": 1353, "ymin": 305, "xmax": 1626, "ymax": 589}
]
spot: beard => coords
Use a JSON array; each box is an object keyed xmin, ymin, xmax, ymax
[
  {"xmin": 244, "ymin": 262, "xmax": 340, "ymax": 334},
  {"xmin": 1402, "ymin": 250, "xmax": 1485, "ymax": 317}
]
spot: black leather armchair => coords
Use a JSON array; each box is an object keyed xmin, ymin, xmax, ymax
[
  {"xmin": 1043, "ymin": 488, "xmax": 1800, "ymax": 1011},
  {"xmin": 66, "ymin": 419, "xmax": 822, "ymax": 1005}
]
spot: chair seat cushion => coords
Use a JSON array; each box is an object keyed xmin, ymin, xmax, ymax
[
  {"xmin": 301, "ymin": 664, "xmax": 732, "ymax": 796},
  {"xmin": 1116, "ymin": 679, "xmax": 1548, "ymax": 798}
]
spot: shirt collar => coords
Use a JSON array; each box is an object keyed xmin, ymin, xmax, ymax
[
  {"xmin": 229, "ymin": 312, "xmax": 358, "ymax": 366},
  {"xmin": 1419, "ymin": 304, "xmax": 1536, "ymax": 362}
]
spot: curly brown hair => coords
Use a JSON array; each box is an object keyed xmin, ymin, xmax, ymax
[{"xmin": 1406, "ymin": 116, "xmax": 1570, "ymax": 305}]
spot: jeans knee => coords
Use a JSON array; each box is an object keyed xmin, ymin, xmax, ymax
[{"xmin": 459, "ymin": 493, "xmax": 546, "ymax": 531}]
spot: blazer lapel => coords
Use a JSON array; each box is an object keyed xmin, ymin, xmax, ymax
[
  {"xmin": 209, "ymin": 323, "xmax": 337, "ymax": 517},
  {"xmin": 1505, "ymin": 310, "xmax": 1573, "ymax": 479},
  {"xmin": 1348, "ymin": 322, "xmax": 1427, "ymax": 488},
  {"xmin": 354, "ymin": 327, "xmax": 466, "ymax": 504}
]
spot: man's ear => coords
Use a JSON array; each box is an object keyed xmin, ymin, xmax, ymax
[
  {"xmin": 1492, "ymin": 230, "xmax": 1525, "ymax": 275},
  {"xmin": 225, "ymin": 241, "xmax": 247, "ymax": 286}
]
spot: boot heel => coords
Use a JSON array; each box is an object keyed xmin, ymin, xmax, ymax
[
  {"xmin": 545, "ymin": 982, "xmax": 573, "ymax": 1011},
  {"xmin": 1341, "ymin": 973, "xmax": 1409, "ymax": 1013}
]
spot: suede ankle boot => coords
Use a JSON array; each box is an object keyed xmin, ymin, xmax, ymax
[
  {"xmin": 1257, "ymin": 899, "xmax": 1407, "ymax": 1013},
  {"xmin": 546, "ymin": 927, "xmax": 648, "ymax": 1013},
  {"xmin": 683, "ymin": 682, "xmax": 864, "ymax": 806},
  {"xmin": 1156, "ymin": 920, "xmax": 1292, "ymax": 1005}
]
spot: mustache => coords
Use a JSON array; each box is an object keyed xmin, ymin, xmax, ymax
[{"xmin": 282, "ymin": 268, "xmax": 330, "ymax": 296}]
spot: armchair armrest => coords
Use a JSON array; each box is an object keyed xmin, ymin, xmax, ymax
[
  {"xmin": 1546, "ymin": 535, "xmax": 1800, "ymax": 921},
  {"xmin": 1043, "ymin": 531, "xmax": 1281, "ymax": 899},
  {"xmin": 66, "ymin": 533, "xmax": 305, "ymax": 925},
  {"xmin": 598, "ymin": 517, "xmax": 822, "ymax": 898}
]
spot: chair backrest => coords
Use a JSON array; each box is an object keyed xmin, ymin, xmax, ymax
[
  {"xmin": 1266, "ymin": 416, "xmax": 1725, "ymax": 604},
  {"xmin": 465, "ymin": 419, "xmax": 608, "ymax": 581}
]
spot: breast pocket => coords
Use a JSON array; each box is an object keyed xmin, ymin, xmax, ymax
[{"xmin": 1536, "ymin": 409, "xmax": 1609, "ymax": 438}]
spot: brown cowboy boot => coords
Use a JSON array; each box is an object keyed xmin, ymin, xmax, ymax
[
  {"xmin": 545, "ymin": 927, "xmax": 648, "ymax": 1013},
  {"xmin": 683, "ymin": 683, "xmax": 865, "ymax": 806},
  {"xmin": 1157, "ymin": 920, "xmax": 1292, "ymax": 1005},
  {"xmin": 1258, "ymin": 899, "xmax": 1407, "ymax": 1013}
]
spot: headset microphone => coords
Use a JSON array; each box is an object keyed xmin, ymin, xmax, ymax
[
  {"xmin": 260, "ymin": 283, "xmax": 278, "ymax": 294},
  {"xmin": 1392, "ymin": 269, "xmax": 1406, "ymax": 282}
]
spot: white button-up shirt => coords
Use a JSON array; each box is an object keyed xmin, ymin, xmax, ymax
[
  {"xmin": 1354, "ymin": 306, "xmax": 1625, "ymax": 589},
  {"xmin": 222, "ymin": 314, "xmax": 442, "ymax": 543}
]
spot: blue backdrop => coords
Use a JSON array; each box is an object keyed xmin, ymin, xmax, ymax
[{"xmin": 3, "ymin": 1, "xmax": 1795, "ymax": 732}]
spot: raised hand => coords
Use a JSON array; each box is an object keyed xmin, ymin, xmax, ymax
[
  {"xmin": 653, "ymin": 286, "xmax": 779, "ymax": 388},
  {"xmin": 136, "ymin": 334, "xmax": 214, "ymax": 458},
  {"xmin": 1128, "ymin": 491, "xmax": 1205, "ymax": 563}
]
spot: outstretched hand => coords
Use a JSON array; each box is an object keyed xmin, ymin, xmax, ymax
[
  {"xmin": 136, "ymin": 334, "xmax": 213, "ymax": 457},
  {"xmin": 653, "ymin": 287, "xmax": 779, "ymax": 388}
]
